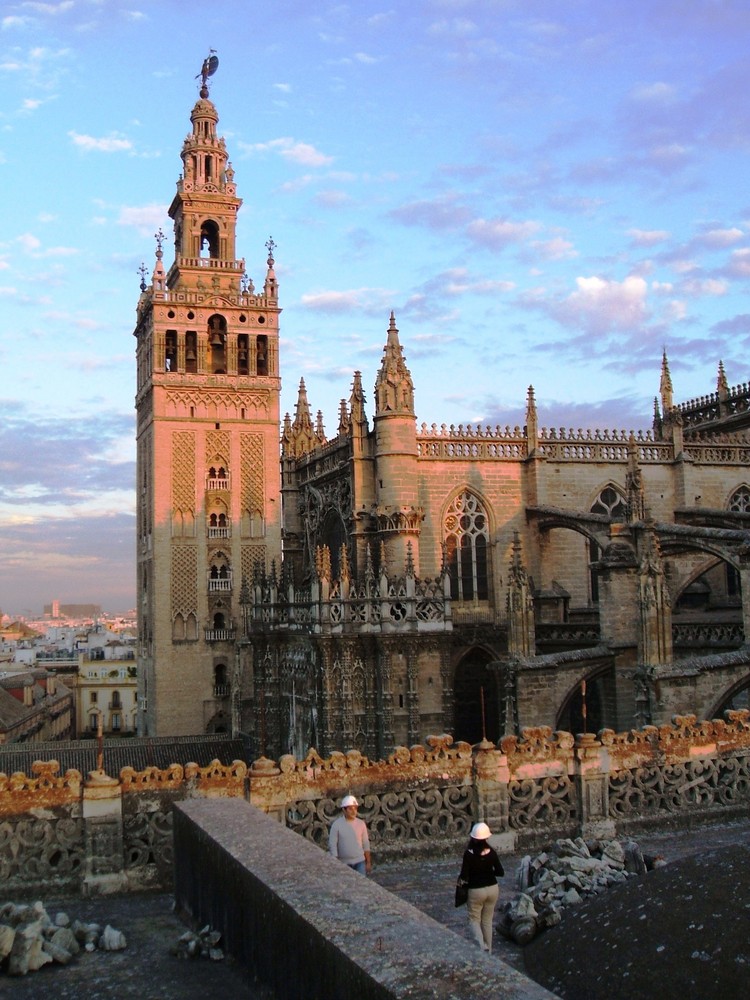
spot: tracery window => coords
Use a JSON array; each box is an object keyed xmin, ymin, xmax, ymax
[
  {"xmin": 591, "ymin": 485, "xmax": 627, "ymax": 521},
  {"xmin": 589, "ymin": 485, "xmax": 627, "ymax": 602},
  {"xmin": 444, "ymin": 490, "xmax": 489, "ymax": 601},
  {"xmin": 729, "ymin": 486, "xmax": 750, "ymax": 513}
]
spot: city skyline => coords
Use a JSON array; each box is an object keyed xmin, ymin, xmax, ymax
[{"xmin": 3, "ymin": 1, "xmax": 750, "ymax": 614}]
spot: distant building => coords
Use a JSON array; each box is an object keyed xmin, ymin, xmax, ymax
[
  {"xmin": 43, "ymin": 603, "xmax": 102, "ymax": 619},
  {"xmin": 135, "ymin": 73, "xmax": 750, "ymax": 755},
  {"xmin": 0, "ymin": 670, "xmax": 73, "ymax": 744},
  {"xmin": 76, "ymin": 654, "xmax": 138, "ymax": 738}
]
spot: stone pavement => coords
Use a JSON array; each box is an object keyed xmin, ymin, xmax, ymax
[
  {"xmin": 371, "ymin": 817, "xmax": 750, "ymax": 997},
  {"xmin": 2, "ymin": 818, "xmax": 749, "ymax": 998}
]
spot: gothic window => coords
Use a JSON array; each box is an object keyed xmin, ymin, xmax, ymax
[
  {"xmin": 444, "ymin": 490, "xmax": 490, "ymax": 601},
  {"xmin": 589, "ymin": 485, "xmax": 627, "ymax": 602},
  {"xmin": 591, "ymin": 485, "xmax": 627, "ymax": 521},
  {"xmin": 728, "ymin": 485, "xmax": 750, "ymax": 513}
]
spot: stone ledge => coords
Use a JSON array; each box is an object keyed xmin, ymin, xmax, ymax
[{"xmin": 173, "ymin": 798, "xmax": 554, "ymax": 1000}]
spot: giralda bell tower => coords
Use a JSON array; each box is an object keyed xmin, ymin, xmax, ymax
[{"xmin": 134, "ymin": 58, "xmax": 281, "ymax": 735}]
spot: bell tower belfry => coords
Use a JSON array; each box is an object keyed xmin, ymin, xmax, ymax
[{"xmin": 134, "ymin": 61, "xmax": 281, "ymax": 736}]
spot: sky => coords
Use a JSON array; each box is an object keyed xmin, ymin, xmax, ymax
[{"xmin": 2, "ymin": 0, "xmax": 750, "ymax": 616}]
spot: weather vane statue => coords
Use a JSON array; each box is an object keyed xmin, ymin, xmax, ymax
[{"xmin": 196, "ymin": 50, "xmax": 219, "ymax": 97}]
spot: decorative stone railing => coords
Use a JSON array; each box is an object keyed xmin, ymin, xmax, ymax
[
  {"xmin": 672, "ymin": 621, "xmax": 744, "ymax": 647},
  {"xmin": 2, "ymin": 713, "xmax": 750, "ymax": 895},
  {"xmin": 417, "ymin": 423, "xmax": 527, "ymax": 460}
]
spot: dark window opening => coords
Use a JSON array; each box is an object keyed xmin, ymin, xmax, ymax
[
  {"xmin": 238, "ymin": 334, "xmax": 249, "ymax": 375},
  {"xmin": 208, "ymin": 315, "xmax": 227, "ymax": 373},
  {"xmin": 200, "ymin": 219, "xmax": 220, "ymax": 258},
  {"xmin": 185, "ymin": 331, "xmax": 197, "ymax": 373},
  {"xmin": 256, "ymin": 335, "xmax": 268, "ymax": 376}
]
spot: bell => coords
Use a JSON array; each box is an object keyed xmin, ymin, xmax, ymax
[
  {"xmin": 186, "ymin": 347, "xmax": 197, "ymax": 361},
  {"xmin": 210, "ymin": 331, "xmax": 223, "ymax": 346}
]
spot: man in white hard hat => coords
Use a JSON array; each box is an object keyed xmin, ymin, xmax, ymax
[{"xmin": 328, "ymin": 794, "xmax": 372, "ymax": 874}]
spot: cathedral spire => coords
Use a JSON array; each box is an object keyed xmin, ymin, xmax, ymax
[
  {"xmin": 374, "ymin": 311, "xmax": 414, "ymax": 416},
  {"xmin": 283, "ymin": 379, "xmax": 320, "ymax": 458},
  {"xmin": 717, "ymin": 359, "xmax": 729, "ymax": 398},
  {"xmin": 660, "ymin": 349, "xmax": 673, "ymax": 412}
]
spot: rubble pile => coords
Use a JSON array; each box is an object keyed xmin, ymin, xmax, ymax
[
  {"xmin": 498, "ymin": 837, "xmax": 665, "ymax": 946},
  {"xmin": 0, "ymin": 901, "xmax": 127, "ymax": 977},
  {"xmin": 170, "ymin": 924, "xmax": 225, "ymax": 961}
]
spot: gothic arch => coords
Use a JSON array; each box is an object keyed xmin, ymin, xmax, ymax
[
  {"xmin": 710, "ymin": 672, "xmax": 750, "ymax": 718},
  {"xmin": 555, "ymin": 664, "xmax": 617, "ymax": 734},
  {"xmin": 442, "ymin": 488, "xmax": 492, "ymax": 602},
  {"xmin": 320, "ymin": 509, "xmax": 347, "ymax": 579},
  {"xmin": 452, "ymin": 647, "xmax": 499, "ymax": 744}
]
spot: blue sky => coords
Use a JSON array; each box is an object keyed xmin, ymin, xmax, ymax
[{"xmin": 2, "ymin": 0, "xmax": 750, "ymax": 616}]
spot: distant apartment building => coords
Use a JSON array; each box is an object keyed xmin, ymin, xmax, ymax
[
  {"xmin": 76, "ymin": 654, "xmax": 138, "ymax": 737},
  {"xmin": 0, "ymin": 670, "xmax": 73, "ymax": 744}
]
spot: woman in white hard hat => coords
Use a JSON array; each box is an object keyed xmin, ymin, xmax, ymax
[
  {"xmin": 328, "ymin": 794, "xmax": 372, "ymax": 874},
  {"xmin": 457, "ymin": 821, "xmax": 504, "ymax": 952}
]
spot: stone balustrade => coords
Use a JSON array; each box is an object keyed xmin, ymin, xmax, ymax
[{"xmin": 1, "ymin": 712, "xmax": 749, "ymax": 896}]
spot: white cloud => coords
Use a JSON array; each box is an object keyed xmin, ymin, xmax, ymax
[
  {"xmin": 630, "ymin": 81, "xmax": 676, "ymax": 103},
  {"xmin": 22, "ymin": 2, "xmax": 75, "ymax": 15},
  {"xmin": 552, "ymin": 275, "xmax": 649, "ymax": 335},
  {"xmin": 300, "ymin": 287, "xmax": 390, "ymax": 313},
  {"xmin": 628, "ymin": 228, "xmax": 670, "ymax": 246},
  {"xmin": 532, "ymin": 237, "xmax": 577, "ymax": 260},
  {"xmin": 241, "ymin": 137, "xmax": 333, "ymax": 167},
  {"xmin": 700, "ymin": 227, "xmax": 744, "ymax": 247},
  {"xmin": 17, "ymin": 233, "xmax": 41, "ymax": 252},
  {"xmin": 117, "ymin": 203, "xmax": 169, "ymax": 232},
  {"xmin": 680, "ymin": 277, "xmax": 728, "ymax": 297},
  {"xmin": 728, "ymin": 248, "xmax": 750, "ymax": 276},
  {"xmin": 467, "ymin": 217, "xmax": 540, "ymax": 249},
  {"xmin": 69, "ymin": 131, "xmax": 133, "ymax": 153}
]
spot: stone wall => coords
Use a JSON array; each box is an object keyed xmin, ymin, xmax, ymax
[
  {"xmin": 2, "ymin": 715, "xmax": 750, "ymax": 895},
  {"xmin": 173, "ymin": 796, "xmax": 555, "ymax": 1000}
]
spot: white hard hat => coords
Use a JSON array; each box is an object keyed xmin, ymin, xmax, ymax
[
  {"xmin": 341, "ymin": 794, "xmax": 358, "ymax": 808},
  {"xmin": 470, "ymin": 821, "xmax": 492, "ymax": 840}
]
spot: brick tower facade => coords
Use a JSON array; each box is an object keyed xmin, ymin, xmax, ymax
[{"xmin": 134, "ymin": 70, "xmax": 281, "ymax": 735}]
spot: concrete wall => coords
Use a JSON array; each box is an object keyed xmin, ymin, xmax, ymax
[{"xmin": 173, "ymin": 797, "xmax": 554, "ymax": 1000}]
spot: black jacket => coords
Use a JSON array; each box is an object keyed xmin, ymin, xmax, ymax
[{"xmin": 459, "ymin": 842, "xmax": 504, "ymax": 889}]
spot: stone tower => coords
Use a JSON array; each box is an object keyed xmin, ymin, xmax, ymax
[
  {"xmin": 134, "ymin": 70, "xmax": 281, "ymax": 735},
  {"xmin": 373, "ymin": 312, "xmax": 423, "ymax": 572}
]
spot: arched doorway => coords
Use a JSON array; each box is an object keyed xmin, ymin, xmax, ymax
[{"xmin": 453, "ymin": 650, "xmax": 499, "ymax": 745}]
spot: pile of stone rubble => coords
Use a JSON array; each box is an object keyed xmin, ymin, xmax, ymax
[
  {"xmin": 170, "ymin": 924, "xmax": 225, "ymax": 961},
  {"xmin": 0, "ymin": 901, "xmax": 126, "ymax": 977},
  {"xmin": 498, "ymin": 837, "xmax": 665, "ymax": 946}
]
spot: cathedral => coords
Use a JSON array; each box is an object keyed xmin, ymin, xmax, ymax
[{"xmin": 134, "ymin": 71, "xmax": 750, "ymax": 759}]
